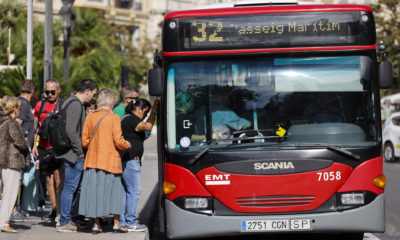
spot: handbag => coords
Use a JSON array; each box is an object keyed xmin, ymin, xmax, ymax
[
  {"xmin": 21, "ymin": 170, "xmax": 39, "ymax": 211},
  {"xmin": 22, "ymin": 144, "xmax": 38, "ymax": 187},
  {"xmin": 22, "ymin": 166, "xmax": 36, "ymax": 187}
]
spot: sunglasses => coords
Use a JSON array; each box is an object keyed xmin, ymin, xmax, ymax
[
  {"xmin": 45, "ymin": 90, "xmax": 56, "ymax": 95},
  {"xmin": 125, "ymin": 96, "xmax": 139, "ymax": 100}
]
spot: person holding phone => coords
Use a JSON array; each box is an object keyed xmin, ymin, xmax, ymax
[{"xmin": 119, "ymin": 98, "xmax": 158, "ymax": 232}]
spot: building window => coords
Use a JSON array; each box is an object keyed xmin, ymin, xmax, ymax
[
  {"xmin": 130, "ymin": 26, "xmax": 140, "ymax": 50},
  {"xmin": 115, "ymin": 0, "xmax": 132, "ymax": 9},
  {"xmin": 114, "ymin": 26, "xmax": 140, "ymax": 52},
  {"xmin": 133, "ymin": 0, "xmax": 142, "ymax": 11}
]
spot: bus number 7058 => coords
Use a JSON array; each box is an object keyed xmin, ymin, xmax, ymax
[{"xmin": 317, "ymin": 171, "xmax": 341, "ymax": 181}]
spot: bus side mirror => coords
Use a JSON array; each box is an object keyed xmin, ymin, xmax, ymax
[
  {"xmin": 148, "ymin": 67, "xmax": 164, "ymax": 96},
  {"xmin": 379, "ymin": 60, "xmax": 393, "ymax": 89}
]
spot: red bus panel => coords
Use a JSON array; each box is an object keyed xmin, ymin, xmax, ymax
[
  {"xmin": 196, "ymin": 163, "xmax": 352, "ymax": 213},
  {"xmin": 164, "ymin": 163, "xmax": 211, "ymax": 201},
  {"xmin": 165, "ymin": 5, "xmax": 372, "ymax": 19},
  {"xmin": 338, "ymin": 156, "xmax": 384, "ymax": 195}
]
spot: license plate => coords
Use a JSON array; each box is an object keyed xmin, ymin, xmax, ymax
[
  {"xmin": 290, "ymin": 219, "xmax": 311, "ymax": 230},
  {"xmin": 241, "ymin": 219, "xmax": 311, "ymax": 232}
]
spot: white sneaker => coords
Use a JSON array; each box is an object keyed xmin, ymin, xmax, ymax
[
  {"xmin": 126, "ymin": 224, "xmax": 147, "ymax": 232},
  {"xmin": 55, "ymin": 214, "xmax": 60, "ymax": 227},
  {"xmin": 56, "ymin": 221, "xmax": 77, "ymax": 232}
]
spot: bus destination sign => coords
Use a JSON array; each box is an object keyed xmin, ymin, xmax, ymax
[{"xmin": 173, "ymin": 11, "xmax": 374, "ymax": 51}]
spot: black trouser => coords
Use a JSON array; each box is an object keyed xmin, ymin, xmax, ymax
[{"xmin": 37, "ymin": 147, "xmax": 53, "ymax": 205}]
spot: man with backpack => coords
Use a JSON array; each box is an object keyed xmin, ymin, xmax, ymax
[
  {"xmin": 17, "ymin": 80, "xmax": 36, "ymax": 152},
  {"xmin": 32, "ymin": 78, "xmax": 63, "ymax": 221},
  {"xmin": 56, "ymin": 78, "xmax": 98, "ymax": 232}
]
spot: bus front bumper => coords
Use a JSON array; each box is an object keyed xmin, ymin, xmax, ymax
[{"xmin": 165, "ymin": 194, "xmax": 385, "ymax": 239}]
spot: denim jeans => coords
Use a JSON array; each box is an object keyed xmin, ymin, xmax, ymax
[
  {"xmin": 60, "ymin": 157, "xmax": 84, "ymax": 225},
  {"xmin": 120, "ymin": 159, "xmax": 141, "ymax": 227}
]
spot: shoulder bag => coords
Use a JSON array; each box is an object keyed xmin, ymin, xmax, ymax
[{"xmin": 88, "ymin": 112, "xmax": 111, "ymax": 147}]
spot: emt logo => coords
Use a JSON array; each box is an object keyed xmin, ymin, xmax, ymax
[{"xmin": 205, "ymin": 174, "xmax": 230, "ymax": 185}]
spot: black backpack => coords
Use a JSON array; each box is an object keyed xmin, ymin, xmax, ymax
[
  {"xmin": 37, "ymin": 99, "xmax": 63, "ymax": 139},
  {"xmin": 47, "ymin": 99, "xmax": 82, "ymax": 155}
]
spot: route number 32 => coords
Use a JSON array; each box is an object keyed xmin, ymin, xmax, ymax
[
  {"xmin": 317, "ymin": 171, "xmax": 341, "ymax": 181},
  {"xmin": 192, "ymin": 21, "xmax": 223, "ymax": 43}
]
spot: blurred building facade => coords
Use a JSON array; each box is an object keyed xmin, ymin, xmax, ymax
[{"xmin": 11, "ymin": 0, "xmax": 149, "ymax": 50}]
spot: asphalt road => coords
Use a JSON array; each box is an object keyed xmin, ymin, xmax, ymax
[{"xmin": 374, "ymin": 160, "xmax": 400, "ymax": 240}]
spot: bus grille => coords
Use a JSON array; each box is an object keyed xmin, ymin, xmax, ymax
[{"xmin": 235, "ymin": 195, "xmax": 315, "ymax": 207}]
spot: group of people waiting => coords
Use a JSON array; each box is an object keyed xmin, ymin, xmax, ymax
[{"xmin": 0, "ymin": 78, "xmax": 158, "ymax": 233}]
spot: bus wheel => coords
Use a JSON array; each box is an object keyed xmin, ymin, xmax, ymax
[
  {"xmin": 341, "ymin": 232, "xmax": 364, "ymax": 240},
  {"xmin": 384, "ymin": 142, "xmax": 395, "ymax": 162}
]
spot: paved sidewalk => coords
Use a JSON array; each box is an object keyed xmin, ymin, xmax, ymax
[{"xmin": 0, "ymin": 136, "xmax": 159, "ymax": 240}]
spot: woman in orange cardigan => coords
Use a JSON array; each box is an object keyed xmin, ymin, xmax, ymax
[{"xmin": 78, "ymin": 89, "xmax": 131, "ymax": 234}]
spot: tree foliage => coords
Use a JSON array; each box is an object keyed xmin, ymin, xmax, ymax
[
  {"xmin": 0, "ymin": 2, "xmax": 152, "ymax": 98},
  {"xmin": 64, "ymin": 9, "xmax": 123, "ymax": 94},
  {"xmin": 372, "ymin": 0, "xmax": 400, "ymax": 90},
  {"xmin": 0, "ymin": 0, "xmax": 27, "ymax": 96}
]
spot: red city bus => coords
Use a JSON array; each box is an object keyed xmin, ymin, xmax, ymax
[{"xmin": 148, "ymin": 1, "xmax": 393, "ymax": 239}]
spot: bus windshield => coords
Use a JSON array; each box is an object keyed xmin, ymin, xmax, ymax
[{"xmin": 166, "ymin": 55, "xmax": 378, "ymax": 152}]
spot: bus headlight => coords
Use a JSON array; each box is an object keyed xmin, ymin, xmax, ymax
[
  {"xmin": 340, "ymin": 193, "xmax": 365, "ymax": 205},
  {"xmin": 173, "ymin": 197, "xmax": 213, "ymax": 215},
  {"xmin": 184, "ymin": 198, "xmax": 209, "ymax": 209},
  {"xmin": 337, "ymin": 191, "xmax": 378, "ymax": 211}
]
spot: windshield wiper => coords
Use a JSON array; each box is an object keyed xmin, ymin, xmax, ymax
[
  {"xmin": 232, "ymin": 129, "xmax": 274, "ymax": 136},
  {"xmin": 188, "ymin": 139, "xmax": 218, "ymax": 166},
  {"xmin": 188, "ymin": 135, "xmax": 287, "ymax": 166},
  {"xmin": 293, "ymin": 143, "xmax": 361, "ymax": 161}
]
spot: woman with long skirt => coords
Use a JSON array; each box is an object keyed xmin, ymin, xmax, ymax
[{"xmin": 79, "ymin": 89, "xmax": 131, "ymax": 233}]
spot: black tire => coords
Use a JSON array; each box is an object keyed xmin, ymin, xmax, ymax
[
  {"xmin": 340, "ymin": 232, "xmax": 364, "ymax": 240},
  {"xmin": 384, "ymin": 142, "xmax": 396, "ymax": 162}
]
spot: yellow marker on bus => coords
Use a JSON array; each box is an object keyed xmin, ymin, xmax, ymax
[{"xmin": 276, "ymin": 126, "xmax": 286, "ymax": 137}]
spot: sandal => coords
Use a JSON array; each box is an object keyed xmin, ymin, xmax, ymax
[
  {"xmin": 0, "ymin": 226, "xmax": 17, "ymax": 233},
  {"xmin": 113, "ymin": 225, "xmax": 128, "ymax": 233}
]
